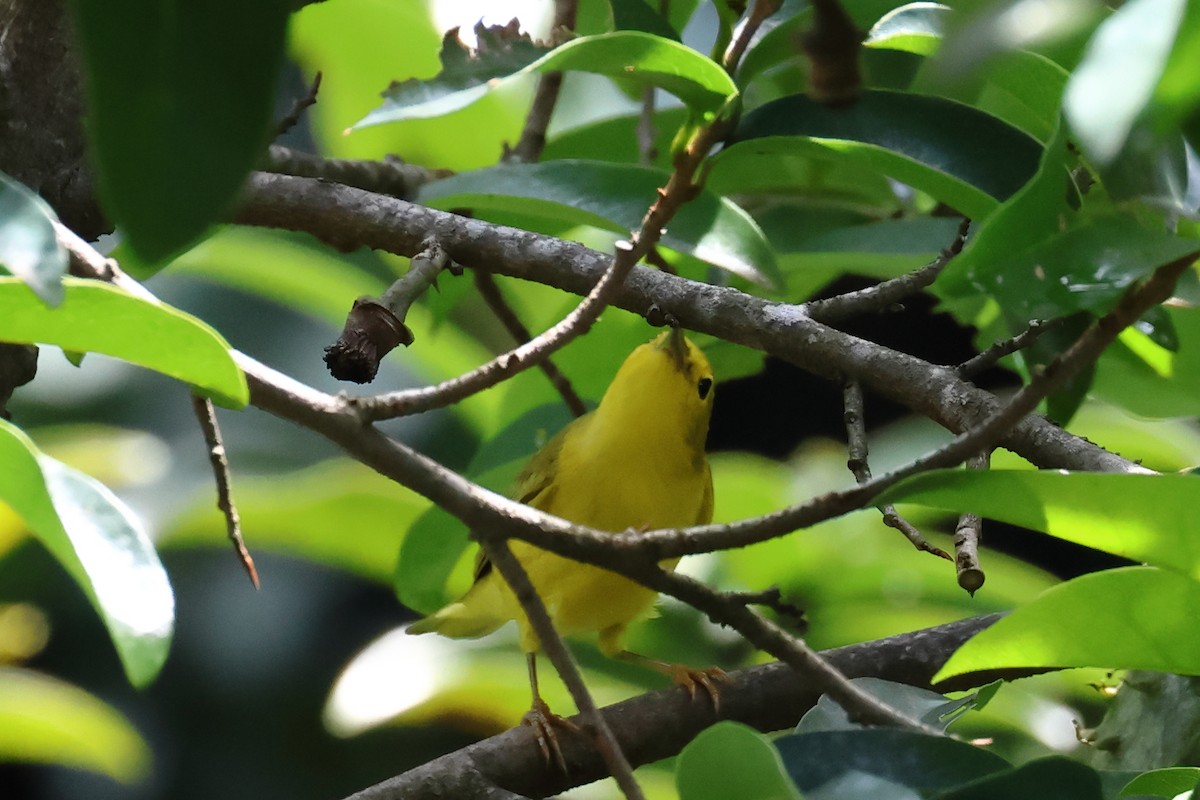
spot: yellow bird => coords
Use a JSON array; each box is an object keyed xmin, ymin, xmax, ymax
[{"xmin": 408, "ymin": 327, "xmax": 719, "ymax": 757}]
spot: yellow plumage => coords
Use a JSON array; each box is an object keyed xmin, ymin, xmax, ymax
[{"xmin": 408, "ymin": 327, "xmax": 715, "ymax": 661}]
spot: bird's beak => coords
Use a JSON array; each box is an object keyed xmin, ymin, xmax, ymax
[{"xmin": 660, "ymin": 327, "xmax": 688, "ymax": 372}]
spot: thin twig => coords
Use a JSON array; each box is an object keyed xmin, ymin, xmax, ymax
[
  {"xmin": 807, "ymin": 218, "xmax": 970, "ymax": 321},
  {"xmin": 954, "ymin": 450, "xmax": 990, "ymax": 595},
  {"xmin": 262, "ymin": 145, "xmax": 450, "ymax": 201},
  {"xmin": 723, "ymin": 0, "xmax": 783, "ymax": 74},
  {"xmin": 843, "ymin": 380, "xmax": 951, "ymax": 560},
  {"xmin": 956, "ymin": 317, "xmax": 1068, "ymax": 380},
  {"xmin": 190, "ymin": 395, "xmax": 259, "ymax": 589},
  {"xmin": 353, "ymin": 115, "xmax": 736, "ymax": 422},
  {"xmin": 726, "ymin": 587, "xmax": 806, "ymax": 629},
  {"xmin": 509, "ymin": 0, "xmax": 579, "ymax": 163},
  {"xmin": 481, "ymin": 539, "xmax": 646, "ymax": 800},
  {"xmin": 274, "ymin": 71, "xmax": 322, "ymax": 139},
  {"xmin": 474, "ymin": 271, "xmax": 587, "ymax": 418}
]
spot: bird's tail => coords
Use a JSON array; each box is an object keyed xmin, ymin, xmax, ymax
[{"xmin": 406, "ymin": 579, "xmax": 509, "ymax": 639}]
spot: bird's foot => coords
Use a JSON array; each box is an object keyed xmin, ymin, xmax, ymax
[
  {"xmin": 668, "ymin": 664, "xmax": 731, "ymax": 712},
  {"xmin": 521, "ymin": 697, "xmax": 579, "ymax": 773}
]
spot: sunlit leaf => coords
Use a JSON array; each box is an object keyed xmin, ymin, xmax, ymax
[
  {"xmin": 725, "ymin": 90, "xmax": 1043, "ymax": 220},
  {"xmin": 418, "ymin": 160, "xmax": 779, "ymax": 286},
  {"xmin": 355, "ymin": 30, "xmax": 736, "ymax": 129},
  {"xmin": 1120, "ymin": 767, "xmax": 1200, "ymax": 798},
  {"xmin": 0, "ymin": 277, "xmax": 248, "ymax": 408},
  {"xmin": 0, "ymin": 171, "xmax": 66, "ymax": 307},
  {"xmin": 0, "ymin": 421, "xmax": 173, "ymax": 687},
  {"xmin": 677, "ymin": 721, "xmax": 802, "ymax": 800},
  {"xmin": 68, "ymin": 0, "xmax": 290, "ymax": 264},
  {"xmin": 865, "ymin": 2, "xmax": 949, "ymax": 56},
  {"xmin": 0, "ymin": 667, "xmax": 150, "ymax": 782},
  {"xmin": 879, "ymin": 470, "xmax": 1200, "ymax": 580},
  {"xmin": 935, "ymin": 567, "xmax": 1200, "ymax": 680}
]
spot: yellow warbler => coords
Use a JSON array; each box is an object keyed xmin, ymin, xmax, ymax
[{"xmin": 408, "ymin": 328, "xmax": 718, "ymax": 752}]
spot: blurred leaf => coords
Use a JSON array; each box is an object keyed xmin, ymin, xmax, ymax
[
  {"xmin": 543, "ymin": 107, "xmax": 691, "ymax": 167},
  {"xmin": 707, "ymin": 147, "xmax": 900, "ymax": 214},
  {"xmin": 0, "ymin": 421, "xmax": 173, "ymax": 687},
  {"xmin": 937, "ymin": 756, "xmax": 1104, "ymax": 800},
  {"xmin": 1092, "ymin": 308, "xmax": 1200, "ymax": 419},
  {"xmin": 726, "ymin": 90, "xmax": 1044, "ymax": 219},
  {"xmin": 68, "ymin": 0, "xmax": 290, "ymax": 265},
  {"xmin": 611, "ymin": 0, "xmax": 681, "ymax": 40},
  {"xmin": 0, "ymin": 277, "xmax": 248, "ymax": 408},
  {"xmin": 880, "ymin": 470, "xmax": 1200, "ymax": 579},
  {"xmin": 1153, "ymin": 1, "xmax": 1200, "ymax": 127},
  {"xmin": 936, "ymin": 567, "xmax": 1200, "ymax": 681},
  {"xmin": 969, "ymin": 51, "xmax": 1069, "ymax": 143},
  {"xmin": 676, "ymin": 721, "xmax": 802, "ymax": 800},
  {"xmin": 865, "ymin": 2, "xmax": 949, "ymax": 56},
  {"xmin": 0, "ymin": 666, "xmax": 150, "ymax": 782},
  {"xmin": 774, "ymin": 729, "xmax": 1010, "ymax": 793},
  {"xmin": 164, "ymin": 460, "xmax": 427, "ymax": 585},
  {"xmin": 395, "ymin": 504, "xmax": 472, "ymax": 614},
  {"xmin": 356, "ymin": 31, "xmax": 736, "ymax": 129},
  {"xmin": 1064, "ymin": 0, "xmax": 1188, "ymax": 164},
  {"xmin": 797, "ymin": 677, "xmax": 980, "ymax": 733},
  {"xmin": 0, "ymin": 171, "xmax": 66, "ymax": 306},
  {"xmin": 1120, "ymin": 767, "xmax": 1200, "ymax": 797},
  {"xmin": 808, "ymin": 771, "xmax": 923, "ymax": 800},
  {"xmin": 1099, "ymin": 131, "xmax": 1191, "ymax": 209},
  {"xmin": 419, "ymin": 160, "xmax": 779, "ymax": 286}
]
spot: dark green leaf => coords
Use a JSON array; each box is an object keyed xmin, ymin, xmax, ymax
[
  {"xmin": 544, "ymin": 107, "xmax": 691, "ymax": 166},
  {"xmin": 1120, "ymin": 767, "xmax": 1200, "ymax": 798},
  {"xmin": 356, "ymin": 31, "xmax": 737, "ymax": 129},
  {"xmin": 0, "ymin": 421, "xmax": 173, "ymax": 687},
  {"xmin": 775, "ymin": 729, "xmax": 1010, "ymax": 793},
  {"xmin": 677, "ymin": 721, "xmax": 801, "ymax": 800},
  {"xmin": 68, "ymin": 0, "xmax": 290, "ymax": 265},
  {"xmin": 936, "ymin": 567, "xmax": 1200, "ymax": 681},
  {"xmin": 0, "ymin": 278, "xmax": 248, "ymax": 408},
  {"xmin": 611, "ymin": 0, "xmax": 681, "ymax": 40},
  {"xmin": 807, "ymin": 772, "xmax": 923, "ymax": 800},
  {"xmin": 0, "ymin": 667, "xmax": 150, "ymax": 782},
  {"xmin": 1064, "ymin": 0, "xmax": 1189, "ymax": 164},
  {"xmin": 936, "ymin": 756, "xmax": 1103, "ymax": 800},
  {"xmin": 0, "ymin": 171, "xmax": 66, "ymax": 306},
  {"xmin": 418, "ymin": 160, "xmax": 779, "ymax": 286},
  {"xmin": 725, "ymin": 90, "xmax": 1044, "ymax": 219},
  {"xmin": 879, "ymin": 470, "xmax": 1200, "ymax": 578},
  {"xmin": 395, "ymin": 505, "xmax": 471, "ymax": 614},
  {"xmin": 797, "ymin": 677, "xmax": 980, "ymax": 733}
]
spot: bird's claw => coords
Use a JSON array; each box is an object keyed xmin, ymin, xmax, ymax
[
  {"xmin": 670, "ymin": 664, "xmax": 731, "ymax": 712},
  {"xmin": 522, "ymin": 698, "xmax": 579, "ymax": 773}
]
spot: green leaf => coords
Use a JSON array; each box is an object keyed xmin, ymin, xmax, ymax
[
  {"xmin": 544, "ymin": 107, "xmax": 692, "ymax": 166},
  {"xmin": 418, "ymin": 160, "xmax": 780, "ymax": 287},
  {"xmin": 356, "ymin": 30, "xmax": 737, "ymax": 129},
  {"xmin": 395, "ymin": 504, "xmax": 471, "ymax": 614},
  {"xmin": 0, "ymin": 171, "xmax": 66, "ymax": 307},
  {"xmin": 67, "ymin": 0, "xmax": 291, "ymax": 265},
  {"xmin": 164, "ymin": 460, "xmax": 428, "ymax": 585},
  {"xmin": 0, "ymin": 277, "xmax": 248, "ymax": 408},
  {"xmin": 677, "ymin": 721, "xmax": 802, "ymax": 800},
  {"xmin": 0, "ymin": 421, "xmax": 174, "ymax": 687},
  {"xmin": 610, "ymin": 0, "xmax": 681, "ymax": 40},
  {"xmin": 865, "ymin": 2, "xmax": 950, "ymax": 56},
  {"xmin": 0, "ymin": 666, "xmax": 150, "ymax": 782},
  {"xmin": 935, "ymin": 567, "xmax": 1200, "ymax": 681},
  {"xmin": 879, "ymin": 470, "xmax": 1200, "ymax": 580},
  {"xmin": 725, "ymin": 90, "xmax": 1044, "ymax": 219},
  {"xmin": 1121, "ymin": 767, "xmax": 1200, "ymax": 798},
  {"xmin": 797, "ymin": 677, "xmax": 980, "ymax": 734},
  {"xmin": 1064, "ymin": 0, "xmax": 1189, "ymax": 164},
  {"xmin": 775, "ymin": 729, "xmax": 1010, "ymax": 793},
  {"xmin": 937, "ymin": 756, "xmax": 1104, "ymax": 800}
]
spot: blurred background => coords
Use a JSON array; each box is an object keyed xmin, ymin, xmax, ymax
[{"xmin": 5, "ymin": 0, "xmax": 1200, "ymax": 798}]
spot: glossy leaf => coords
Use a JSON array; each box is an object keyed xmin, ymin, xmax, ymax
[
  {"xmin": 879, "ymin": 470, "xmax": 1200, "ymax": 579},
  {"xmin": 937, "ymin": 756, "xmax": 1104, "ymax": 800},
  {"xmin": 1120, "ymin": 767, "xmax": 1200, "ymax": 798},
  {"xmin": 935, "ymin": 567, "xmax": 1200, "ymax": 680},
  {"xmin": 797, "ymin": 677, "xmax": 980, "ymax": 733},
  {"xmin": 865, "ymin": 2, "xmax": 949, "ymax": 56},
  {"xmin": 676, "ymin": 721, "xmax": 801, "ymax": 800},
  {"xmin": 0, "ymin": 421, "xmax": 174, "ymax": 687},
  {"xmin": 418, "ymin": 160, "xmax": 780, "ymax": 286},
  {"xmin": 356, "ymin": 30, "xmax": 736, "ymax": 129},
  {"xmin": 68, "ymin": 0, "xmax": 290, "ymax": 264},
  {"xmin": 1064, "ymin": 0, "xmax": 1189, "ymax": 164},
  {"xmin": 0, "ymin": 667, "xmax": 150, "ymax": 782},
  {"xmin": 775, "ymin": 729, "xmax": 1009, "ymax": 793},
  {"xmin": 725, "ymin": 91, "xmax": 1044, "ymax": 219},
  {"xmin": 0, "ymin": 277, "xmax": 248, "ymax": 408},
  {"xmin": 0, "ymin": 171, "xmax": 66, "ymax": 306}
]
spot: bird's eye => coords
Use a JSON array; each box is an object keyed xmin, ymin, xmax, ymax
[{"xmin": 697, "ymin": 377, "xmax": 713, "ymax": 400}]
